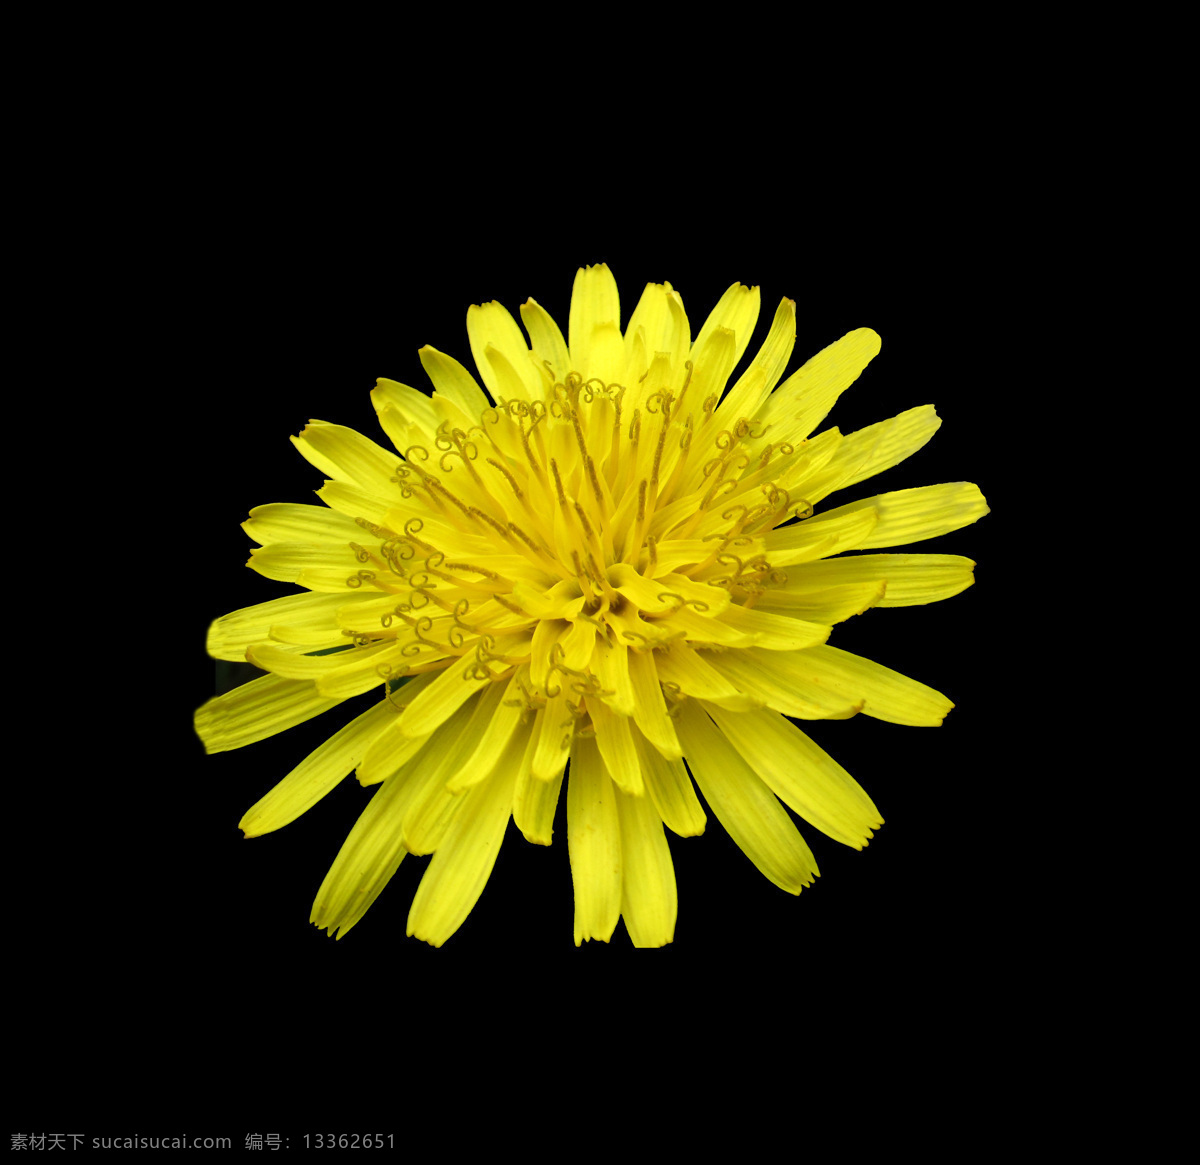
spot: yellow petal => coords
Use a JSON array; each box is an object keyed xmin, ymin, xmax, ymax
[
  {"xmin": 372, "ymin": 376, "xmax": 438, "ymax": 435},
  {"xmin": 627, "ymin": 648, "xmax": 682, "ymax": 759},
  {"xmin": 520, "ymin": 298, "xmax": 572, "ymax": 385},
  {"xmin": 764, "ymin": 504, "xmax": 879, "ymax": 567},
  {"xmin": 290, "ymin": 421, "xmax": 402, "ymax": 495},
  {"xmin": 513, "ymin": 725, "xmax": 563, "ymax": 845},
  {"xmin": 702, "ymin": 647, "xmax": 864, "ymax": 720},
  {"xmin": 240, "ymin": 699, "xmax": 397, "ymax": 837},
  {"xmin": 702, "ymin": 704, "xmax": 882, "ymax": 849},
  {"xmin": 206, "ymin": 592, "xmax": 351, "ymax": 662},
  {"xmin": 568, "ymin": 263, "xmax": 621, "ymax": 380},
  {"xmin": 635, "ymin": 728, "xmax": 706, "ymax": 837},
  {"xmin": 817, "ymin": 482, "xmax": 989, "ymax": 549},
  {"xmin": 767, "ymin": 553, "xmax": 976, "ymax": 608},
  {"xmin": 714, "ymin": 605, "xmax": 831, "ymax": 650},
  {"xmin": 760, "ymin": 327, "xmax": 881, "ymax": 441},
  {"xmin": 241, "ymin": 503, "xmax": 363, "ymax": 546},
  {"xmin": 194, "ymin": 673, "xmax": 341, "ymax": 754},
  {"xmin": 567, "ymin": 735, "xmax": 622, "ymax": 945},
  {"xmin": 691, "ymin": 282, "xmax": 761, "ymax": 371},
  {"xmin": 246, "ymin": 541, "xmax": 361, "ymax": 586},
  {"xmin": 803, "ymin": 404, "xmax": 942, "ymax": 504},
  {"xmin": 752, "ymin": 579, "xmax": 887, "ymax": 624},
  {"xmin": 674, "ymin": 701, "xmax": 817, "ymax": 894},
  {"xmin": 310, "ymin": 774, "xmax": 412, "ymax": 940},
  {"xmin": 615, "ymin": 781, "xmax": 677, "ymax": 948},
  {"xmin": 788, "ymin": 644, "xmax": 954, "ymax": 726},
  {"xmin": 406, "ymin": 726, "xmax": 523, "ymax": 947},
  {"xmin": 401, "ymin": 682, "xmax": 510, "ymax": 854},
  {"xmin": 445, "ymin": 671, "xmax": 529, "ymax": 793},
  {"xmin": 395, "ymin": 662, "xmax": 494, "ymax": 738},
  {"xmin": 718, "ymin": 296, "xmax": 796, "ymax": 420},
  {"xmin": 586, "ymin": 695, "xmax": 644, "ymax": 795},
  {"xmin": 623, "ymin": 282, "xmax": 690, "ymax": 385},
  {"xmin": 530, "ymin": 695, "xmax": 574, "ymax": 782},
  {"xmin": 418, "ymin": 344, "xmax": 492, "ymax": 418},
  {"xmin": 467, "ymin": 301, "xmax": 540, "ymax": 401}
]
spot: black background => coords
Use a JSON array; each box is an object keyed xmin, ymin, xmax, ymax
[{"xmin": 21, "ymin": 195, "xmax": 1018, "ymax": 1126}]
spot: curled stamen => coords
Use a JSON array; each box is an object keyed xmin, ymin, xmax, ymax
[
  {"xmin": 440, "ymin": 436, "xmax": 478, "ymax": 472},
  {"xmin": 585, "ymin": 456, "xmax": 604, "ymax": 508},
  {"xmin": 550, "ymin": 382, "xmax": 571, "ymax": 418},
  {"xmin": 507, "ymin": 522, "xmax": 543, "ymax": 558},
  {"xmin": 348, "ymin": 541, "xmax": 372, "ymax": 564},
  {"xmin": 345, "ymin": 570, "xmax": 375, "ymax": 589},
  {"xmin": 384, "ymin": 669, "xmax": 413, "ymax": 710},
  {"xmin": 549, "ymin": 458, "xmax": 567, "ymax": 506},
  {"xmin": 467, "ymin": 506, "xmax": 510, "ymax": 539},
  {"xmin": 711, "ymin": 554, "xmax": 744, "ymax": 584},
  {"xmin": 645, "ymin": 390, "xmax": 671, "ymax": 416},
  {"xmin": 574, "ymin": 501, "xmax": 596, "ymax": 543},
  {"xmin": 791, "ymin": 498, "xmax": 814, "ymax": 520},
  {"xmin": 486, "ymin": 458, "xmax": 524, "ymax": 499},
  {"xmin": 354, "ymin": 516, "xmax": 396, "ymax": 539},
  {"xmin": 493, "ymin": 593, "xmax": 531, "ymax": 618},
  {"xmin": 715, "ymin": 429, "xmax": 735, "ymax": 450},
  {"xmin": 445, "ymin": 560, "xmax": 503, "ymax": 583},
  {"xmin": 404, "ymin": 444, "xmax": 430, "ymax": 465},
  {"xmin": 548, "ymin": 640, "xmax": 589, "ymax": 679},
  {"xmin": 656, "ymin": 592, "xmax": 685, "ymax": 611}
]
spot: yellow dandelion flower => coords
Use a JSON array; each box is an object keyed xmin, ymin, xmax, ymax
[{"xmin": 194, "ymin": 263, "xmax": 988, "ymax": 948}]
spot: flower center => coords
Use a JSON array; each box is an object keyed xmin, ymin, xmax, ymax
[{"xmin": 342, "ymin": 364, "xmax": 810, "ymax": 718}]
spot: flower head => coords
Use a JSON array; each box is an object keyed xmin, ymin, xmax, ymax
[{"xmin": 194, "ymin": 264, "xmax": 988, "ymax": 947}]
